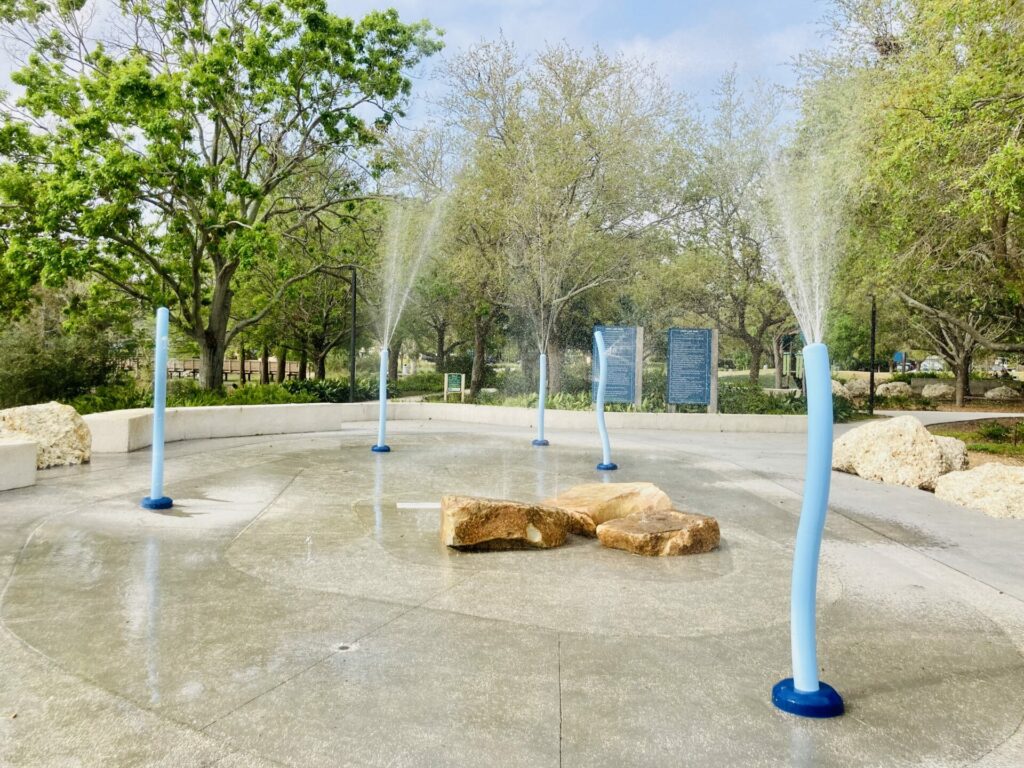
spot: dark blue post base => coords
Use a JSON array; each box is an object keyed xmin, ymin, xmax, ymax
[
  {"xmin": 141, "ymin": 496, "xmax": 174, "ymax": 510},
  {"xmin": 532, "ymin": 439, "xmax": 549, "ymax": 447},
  {"xmin": 596, "ymin": 462, "xmax": 618, "ymax": 471},
  {"xmin": 371, "ymin": 445, "xmax": 391, "ymax": 453},
  {"xmin": 772, "ymin": 678, "xmax": 844, "ymax": 718}
]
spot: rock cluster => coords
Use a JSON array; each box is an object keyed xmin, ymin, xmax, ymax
[
  {"xmin": 845, "ymin": 379, "xmax": 870, "ymax": 398},
  {"xmin": 876, "ymin": 381, "xmax": 912, "ymax": 398},
  {"xmin": 831, "ymin": 380, "xmax": 852, "ymax": 401},
  {"xmin": 441, "ymin": 482, "xmax": 719, "ymax": 557},
  {"xmin": 921, "ymin": 383, "xmax": 955, "ymax": 401},
  {"xmin": 934, "ymin": 463, "xmax": 1024, "ymax": 519},
  {"xmin": 832, "ymin": 415, "xmax": 967, "ymax": 490},
  {"xmin": 985, "ymin": 385, "xmax": 1020, "ymax": 401},
  {"xmin": 0, "ymin": 401, "xmax": 91, "ymax": 469}
]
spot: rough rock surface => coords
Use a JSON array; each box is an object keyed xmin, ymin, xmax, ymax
[
  {"xmin": 922, "ymin": 383, "xmax": 955, "ymax": 401},
  {"xmin": 876, "ymin": 381, "xmax": 912, "ymax": 398},
  {"xmin": 440, "ymin": 495, "xmax": 569, "ymax": 550},
  {"xmin": 985, "ymin": 385, "xmax": 1020, "ymax": 401},
  {"xmin": 0, "ymin": 401, "xmax": 91, "ymax": 469},
  {"xmin": 832, "ymin": 380, "xmax": 852, "ymax": 400},
  {"xmin": 832, "ymin": 415, "xmax": 967, "ymax": 490},
  {"xmin": 934, "ymin": 463, "xmax": 1024, "ymax": 519},
  {"xmin": 544, "ymin": 482, "xmax": 672, "ymax": 529},
  {"xmin": 596, "ymin": 510, "xmax": 720, "ymax": 556},
  {"xmin": 846, "ymin": 378, "xmax": 870, "ymax": 398}
]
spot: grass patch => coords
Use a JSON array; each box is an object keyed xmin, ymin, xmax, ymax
[{"xmin": 929, "ymin": 417, "xmax": 1024, "ymax": 458}]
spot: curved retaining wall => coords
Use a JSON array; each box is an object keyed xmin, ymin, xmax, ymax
[{"xmin": 82, "ymin": 402, "xmax": 807, "ymax": 454}]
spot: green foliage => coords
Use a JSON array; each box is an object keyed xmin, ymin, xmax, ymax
[
  {"xmin": 282, "ymin": 377, "xmax": 384, "ymax": 402},
  {"xmin": 68, "ymin": 380, "xmax": 151, "ymax": 415},
  {"xmin": 394, "ymin": 371, "xmax": 443, "ymax": 394}
]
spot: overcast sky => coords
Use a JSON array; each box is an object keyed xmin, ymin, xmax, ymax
[{"xmin": 337, "ymin": 0, "xmax": 832, "ymax": 116}]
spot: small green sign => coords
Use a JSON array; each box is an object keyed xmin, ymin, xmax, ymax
[{"xmin": 446, "ymin": 373, "xmax": 463, "ymax": 391}]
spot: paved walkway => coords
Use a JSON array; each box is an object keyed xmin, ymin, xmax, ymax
[{"xmin": 1, "ymin": 420, "xmax": 1023, "ymax": 767}]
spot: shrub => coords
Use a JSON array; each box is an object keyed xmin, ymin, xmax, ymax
[
  {"xmin": 395, "ymin": 371, "xmax": 443, "ymax": 394},
  {"xmin": 283, "ymin": 377, "xmax": 387, "ymax": 402},
  {"xmin": 69, "ymin": 380, "xmax": 151, "ymax": 414}
]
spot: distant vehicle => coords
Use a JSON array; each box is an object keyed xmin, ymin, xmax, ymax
[
  {"xmin": 919, "ymin": 357, "xmax": 945, "ymax": 373},
  {"xmin": 990, "ymin": 358, "xmax": 1011, "ymax": 376}
]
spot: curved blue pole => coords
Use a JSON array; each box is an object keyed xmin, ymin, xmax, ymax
[
  {"xmin": 141, "ymin": 307, "xmax": 173, "ymax": 510},
  {"xmin": 594, "ymin": 331, "xmax": 617, "ymax": 471},
  {"xmin": 772, "ymin": 342, "xmax": 843, "ymax": 718},
  {"xmin": 372, "ymin": 347, "xmax": 391, "ymax": 452},
  {"xmin": 532, "ymin": 351, "xmax": 549, "ymax": 446}
]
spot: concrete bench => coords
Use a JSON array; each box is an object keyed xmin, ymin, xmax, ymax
[{"xmin": 0, "ymin": 436, "xmax": 37, "ymax": 490}]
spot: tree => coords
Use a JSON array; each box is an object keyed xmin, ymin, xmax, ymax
[
  {"xmin": 673, "ymin": 74, "xmax": 792, "ymax": 383},
  {"xmin": 0, "ymin": 0, "xmax": 440, "ymax": 388},
  {"xmin": 444, "ymin": 39, "xmax": 693, "ymax": 392}
]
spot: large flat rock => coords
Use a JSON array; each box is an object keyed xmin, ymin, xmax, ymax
[
  {"xmin": 934, "ymin": 463, "xmax": 1024, "ymax": 519},
  {"xmin": 543, "ymin": 482, "xmax": 672, "ymax": 531},
  {"xmin": 441, "ymin": 495, "xmax": 569, "ymax": 550},
  {"xmin": 0, "ymin": 401, "xmax": 91, "ymax": 469},
  {"xmin": 596, "ymin": 509, "xmax": 720, "ymax": 556}
]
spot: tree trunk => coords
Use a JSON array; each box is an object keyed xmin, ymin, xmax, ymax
[
  {"xmin": 298, "ymin": 349, "xmax": 308, "ymax": 381},
  {"xmin": 772, "ymin": 336, "xmax": 783, "ymax": 388},
  {"xmin": 260, "ymin": 346, "xmax": 269, "ymax": 385},
  {"xmin": 275, "ymin": 347, "xmax": 287, "ymax": 383},
  {"xmin": 199, "ymin": 337, "xmax": 227, "ymax": 390},
  {"xmin": 470, "ymin": 315, "xmax": 492, "ymax": 398},
  {"xmin": 436, "ymin": 322, "xmax": 447, "ymax": 372},
  {"xmin": 747, "ymin": 343, "xmax": 763, "ymax": 385},
  {"xmin": 388, "ymin": 339, "xmax": 400, "ymax": 381},
  {"xmin": 546, "ymin": 338, "xmax": 563, "ymax": 395},
  {"xmin": 954, "ymin": 353, "xmax": 972, "ymax": 407},
  {"xmin": 315, "ymin": 354, "xmax": 327, "ymax": 381},
  {"xmin": 239, "ymin": 340, "xmax": 246, "ymax": 384}
]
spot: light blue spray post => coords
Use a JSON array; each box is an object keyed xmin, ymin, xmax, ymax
[
  {"xmin": 372, "ymin": 346, "xmax": 391, "ymax": 452},
  {"xmin": 772, "ymin": 342, "xmax": 843, "ymax": 718},
  {"xmin": 594, "ymin": 330, "xmax": 617, "ymax": 471},
  {"xmin": 532, "ymin": 351, "xmax": 549, "ymax": 446},
  {"xmin": 141, "ymin": 307, "xmax": 173, "ymax": 510}
]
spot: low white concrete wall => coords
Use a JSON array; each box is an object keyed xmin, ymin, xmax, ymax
[
  {"xmin": 0, "ymin": 436, "xmax": 37, "ymax": 490},
  {"xmin": 85, "ymin": 401, "xmax": 807, "ymax": 453}
]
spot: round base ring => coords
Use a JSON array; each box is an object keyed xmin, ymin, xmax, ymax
[
  {"xmin": 141, "ymin": 496, "xmax": 174, "ymax": 510},
  {"xmin": 772, "ymin": 678, "xmax": 844, "ymax": 718},
  {"xmin": 596, "ymin": 462, "xmax": 618, "ymax": 471},
  {"xmin": 371, "ymin": 445, "xmax": 391, "ymax": 453},
  {"xmin": 532, "ymin": 439, "xmax": 549, "ymax": 447}
]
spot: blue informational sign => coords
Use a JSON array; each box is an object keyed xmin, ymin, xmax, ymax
[
  {"xmin": 591, "ymin": 326, "xmax": 638, "ymax": 404},
  {"xmin": 667, "ymin": 328, "xmax": 713, "ymax": 405}
]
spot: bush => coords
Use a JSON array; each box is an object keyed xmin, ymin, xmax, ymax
[
  {"xmin": 394, "ymin": 371, "xmax": 443, "ymax": 395},
  {"xmin": 69, "ymin": 380, "xmax": 151, "ymax": 414},
  {"xmin": 282, "ymin": 377, "xmax": 384, "ymax": 402}
]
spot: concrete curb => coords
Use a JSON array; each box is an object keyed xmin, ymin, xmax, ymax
[{"xmin": 83, "ymin": 402, "xmax": 808, "ymax": 454}]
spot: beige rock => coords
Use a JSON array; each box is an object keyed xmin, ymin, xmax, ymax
[
  {"xmin": 543, "ymin": 482, "xmax": 672, "ymax": 528},
  {"xmin": 597, "ymin": 509, "xmax": 720, "ymax": 556},
  {"xmin": 934, "ymin": 463, "xmax": 1024, "ymax": 519},
  {"xmin": 440, "ymin": 495, "xmax": 569, "ymax": 550},
  {"xmin": 876, "ymin": 381, "xmax": 912, "ymax": 398},
  {"xmin": 985, "ymin": 385, "xmax": 1020, "ymax": 401},
  {"xmin": 846, "ymin": 378, "xmax": 870, "ymax": 398},
  {"xmin": 832, "ymin": 415, "xmax": 967, "ymax": 490},
  {"xmin": 922, "ymin": 383, "xmax": 955, "ymax": 401},
  {"xmin": 832, "ymin": 380, "xmax": 852, "ymax": 400},
  {"xmin": 0, "ymin": 401, "xmax": 91, "ymax": 469}
]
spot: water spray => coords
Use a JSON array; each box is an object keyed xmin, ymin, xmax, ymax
[
  {"xmin": 532, "ymin": 352, "xmax": 549, "ymax": 446},
  {"xmin": 141, "ymin": 307, "xmax": 173, "ymax": 510},
  {"xmin": 593, "ymin": 330, "xmax": 617, "ymax": 471}
]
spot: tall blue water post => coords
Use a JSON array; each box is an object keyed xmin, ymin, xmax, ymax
[
  {"xmin": 141, "ymin": 307, "xmax": 173, "ymax": 510},
  {"xmin": 533, "ymin": 352, "xmax": 549, "ymax": 446},
  {"xmin": 593, "ymin": 330, "xmax": 617, "ymax": 471},
  {"xmin": 772, "ymin": 342, "xmax": 844, "ymax": 717},
  {"xmin": 372, "ymin": 347, "xmax": 391, "ymax": 452}
]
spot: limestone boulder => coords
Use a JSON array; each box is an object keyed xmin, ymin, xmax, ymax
[
  {"xmin": 832, "ymin": 380, "xmax": 852, "ymax": 401},
  {"xmin": 876, "ymin": 381, "xmax": 912, "ymax": 398},
  {"xmin": 543, "ymin": 482, "xmax": 673, "ymax": 530},
  {"xmin": 832, "ymin": 415, "xmax": 967, "ymax": 490},
  {"xmin": 934, "ymin": 463, "xmax": 1024, "ymax": 519},
  {"xmin": 985, "ymin": 385, "xmax": 1020, "ymax": 401},
  {"xmin": 0, "ymin": 401, "xmax": 91, "ymax": 469},
  {"xmin": 440, "ymin": 495, "xmax": 569, "ymax": 550},
  {"xmin": 922, "ymin": 383, "xmax": 955, "ymax": 401},
  {"xmin": 597, "ymin": 509, "xmax": 720, "ymax": 557},
  {"xmin": 846, "ymin": 378, "xmax": 870, "ymax": 398}
]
